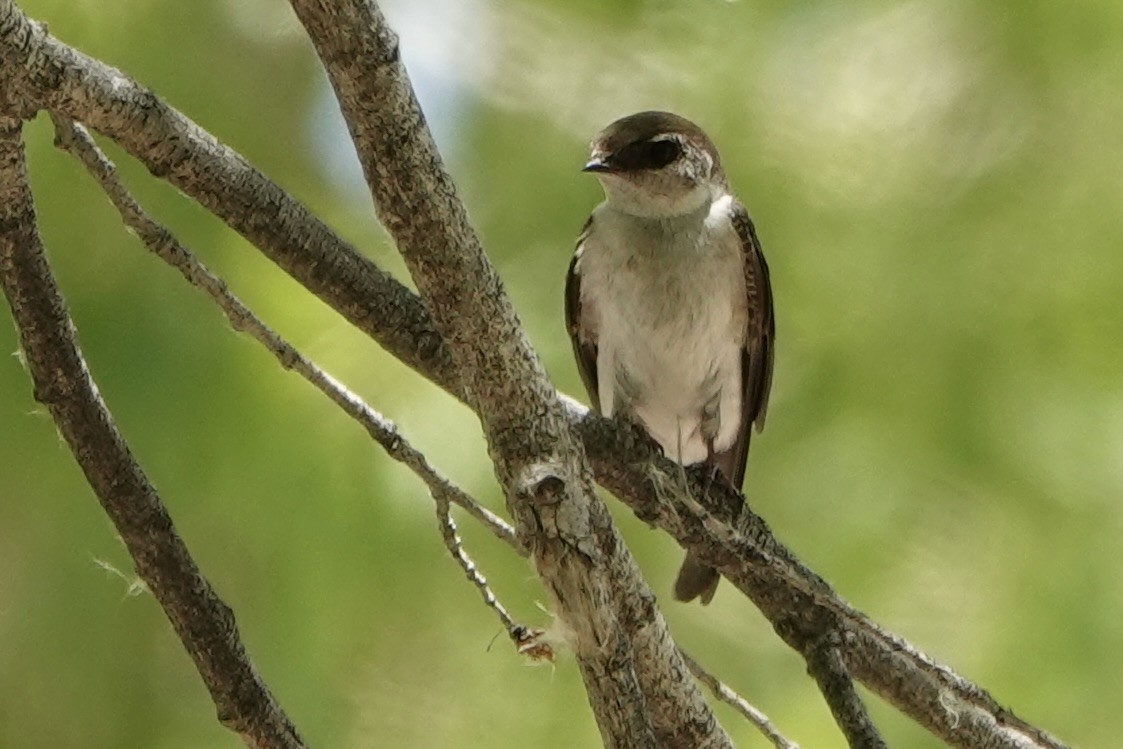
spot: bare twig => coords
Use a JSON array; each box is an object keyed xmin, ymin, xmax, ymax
[
  {"xmin": 49, "ymin": 114, "xmax": 518, "ymax": 552},
  {"xmin": 680, "ymin": 650, "xmax": 799, "ymax": 749},
  {"xmin": 52, "ymin": 112, "xmax": 542, "ymax": 662},
  {"xmin": 432, "ymin": 494, "xmax": 554, "ymax": 662},
  {"xmin": 49, "ymin": 107, "xmax": 572, "ymax": 684},
  {"xmin": 0, "ymin": 116, "xmax": 305, "ymax": 749}
]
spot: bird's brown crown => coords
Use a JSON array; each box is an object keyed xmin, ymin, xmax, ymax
[{"xmin": 589, "ymin": 111, "xmax": 724, "ymax": 180}]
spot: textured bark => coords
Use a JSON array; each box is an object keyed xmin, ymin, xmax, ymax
[
  {"xmin": 806, "ymin": 641, "xmax": 888, "ymax": 749},
  {"xmin": 575, "ymin": 415, "xmax": 1065, "ymax": 749},
  {"xmin": 0, "ymin": 1, "xmax": 1073, "ymax": 748},
  {"xmin": 287, "ymin": 3, "xmax": 731, "ymax": 748},
  {"xmin": 0, "ymin": 0, "xmax": 458, "ymax": 395},
  {"xmin": 0, "ymin": 117, "xmax": 305, "ymax": 749}
]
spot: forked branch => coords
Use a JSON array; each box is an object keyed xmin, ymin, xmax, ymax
[{"xmin": 50, "ymin": 109, "xmax": 795, "ymax": 749}]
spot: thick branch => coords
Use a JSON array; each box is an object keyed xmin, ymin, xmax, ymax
[
  {"xmin": 287, "ymin": 2, "xmax": 729, "ymax": 748},
  {"xmin": 0, "ymin": 0, "xmax": 458, "ymax": 394},
  {"xmin": 0, "ymin": 117, "xmax": 305, "ymax": 749},
  {"xmin": 582, "ymin": 420, "xmax": 1068, "ymax": 749}
]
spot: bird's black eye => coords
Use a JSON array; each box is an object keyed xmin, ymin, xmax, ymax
[
  {"xmin": 646, "ymin": 139, "xmax": 682, "ymax": 168},
  {"xmin": 614, "ymin": 138, "xmax": 683, "ymax": 171}
]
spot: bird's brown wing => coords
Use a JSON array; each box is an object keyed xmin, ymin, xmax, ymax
[
  {"xmin": 718, "ymin": 200, "xmax": 775, "ymax": 491},
  {"xmin": 684, "ymin": 200, "xmax": 773, "ymax": 602},
  {"xmin": 565, "ymin": 217, "xmax": 601, "ymax": 413}
]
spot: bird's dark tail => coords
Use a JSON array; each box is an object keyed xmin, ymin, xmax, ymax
[
  {"xmin": 673, "ymin": 553, "xmax": 720, "ymax": 605},
  {"xmin": 674, "ymin": 433, "xmax": 748, "ymax": 605}
]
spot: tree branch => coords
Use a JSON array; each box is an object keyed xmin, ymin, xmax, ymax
[
  {"xmin": 0, "ymin": 2, "xmax": 1073, "ymax": 748},
  {"xmin": 288, "ymin": 2, "xmax": 731, "ymax": 748},
  {"xmin": 0, "ymin": 116, "xmax": 305, "ymax": 749},
  {"xmin": 804, "ymin": 639, "xmax": 886, "ymax": 749},
  {"xmin": 433, "ymin": 491, "xmax": 553, "ymax": 660},
  {"xmin": 0, "ymin": 0, "xmax": 460, "ymax": 396},
  {"xmin": 49, "ymin": 68, "xmax": 790, "ymax": 749},
  {"xmin": 51, "ymin": 113, "xmax": 538, "ymax": 657},
  {"xmin": 680, "ymin": 651, "xmax": 799, "ymax": 749},
  {"xmin": 50, "ymin": 113, "xmax": 518, "ymax": 551}
]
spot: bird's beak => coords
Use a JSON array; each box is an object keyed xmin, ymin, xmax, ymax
[{"xmin": 582, "ymin": 156, "xmax": 614, "ymax": 174}]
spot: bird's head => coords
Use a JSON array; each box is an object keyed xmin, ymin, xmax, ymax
[{"xmin": 583, "ymin": 111, "xmax": 727, "ymax": 219}]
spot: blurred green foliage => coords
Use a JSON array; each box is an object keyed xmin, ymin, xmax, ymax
[{"xmin": 2, "ymin": 0, "xmax": 1121, "ymax": 747}]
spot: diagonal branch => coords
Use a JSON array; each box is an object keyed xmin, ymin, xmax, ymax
[
  {"xmin": 50, "ymin": 99, "xmax": 793, "ymax": 749},
  {"xmin": 805, "ymin": 638, "xmax": 886, "ymax": 749},
  {"xmin": 288, "ymin": 2, "xmax": 731, "ymax": 748},
  {"xmin": 680, "ymin": 651, "xmax": 799, "ymax": 749},
  {"xmin": 433, "ymin": 492, "xmax": 553, "ymax": 660},
  {"xmin": 50, "ymin": 113, "xmax": 518, "ymax": 552},
  {"xmin": 51, "ymin": 113, "xmax": 537, "ymax": 654},
  {"xmin": 671, "ymin": 462, "xmax": 884, "ymax": 744},
  {"xmin": 0, "ymin": 0, "xmax": 460, "ymax": 396},
  {"xmin": 0, "ymin": 117, "xmax": 305, "ymax": 749}
]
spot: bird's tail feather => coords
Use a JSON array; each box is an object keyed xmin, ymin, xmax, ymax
[{"xmin": 673, "ymin": 553, "xmax": 720, "ymax": 604}]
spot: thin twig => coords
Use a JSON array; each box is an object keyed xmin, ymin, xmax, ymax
[
  {"xmin": 680, "ymin": 650, "xmax": 799, "ymax": 749},
  {"xmin": 433, "ymin": 494, "xmax": 553, "ymax": 662},
  {"xmin": 51, "ymin": 112, "xmax": 548, "ymax": 667},
  {"xmin": 0, "ymin": 116, "xmax": 306, "ymax": 749},
  {"xmin": 50, "ymin": 114, "xmax": 519, "ymax": 554}
]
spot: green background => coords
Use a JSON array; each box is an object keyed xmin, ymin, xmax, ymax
[{"xmin": 2, "ymin": 1, "xmax": 1120, "ymax": 747}]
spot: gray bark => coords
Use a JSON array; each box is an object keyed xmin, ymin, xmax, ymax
[
  {"xmin": 0, "ymin": 116, "xmax": 306, "ymax": 749},
  {"xmin": 287, "ymin": 4, "xmax": 732, "ymax": 748}
]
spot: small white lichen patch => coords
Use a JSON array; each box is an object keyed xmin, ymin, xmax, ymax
[
  {"xmin": 937, "ymin": 689, "xmax": 961, "ymax": 729},
  {"xmin": 92, "ymin": 558, "xmax": 148, "ymax": 600}
]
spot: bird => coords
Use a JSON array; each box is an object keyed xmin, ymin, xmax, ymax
[{"xmin": 564, "ymin": 111, "xmax": 775, "ymax": 604}]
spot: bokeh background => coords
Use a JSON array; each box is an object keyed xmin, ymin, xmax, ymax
[{"xmin": 2, "ymin": 0, "xmax": 1121, "ymax": 747}]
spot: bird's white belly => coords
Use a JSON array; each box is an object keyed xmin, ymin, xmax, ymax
[{"xmin": 595, "ymin": 258, "xmax": 745, "ymax": 466}]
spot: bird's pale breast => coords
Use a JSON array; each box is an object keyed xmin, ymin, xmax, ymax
[{"xmin": 579, "ymin": 199, "xmax": 748, "ymax": 465}]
